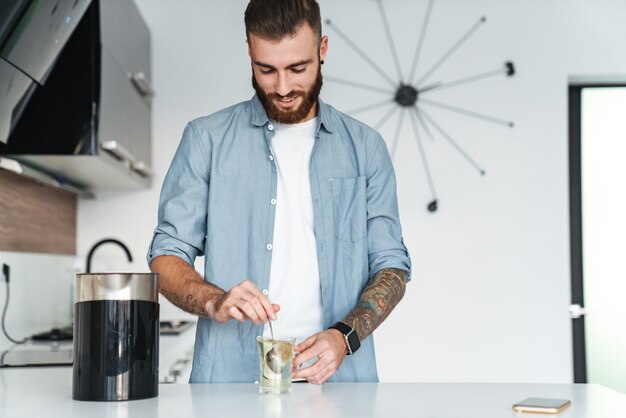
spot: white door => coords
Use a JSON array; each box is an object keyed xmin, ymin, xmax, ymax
[{"xmin": 575, "ymin": 85, "xmax": 626, "ymax": 394}]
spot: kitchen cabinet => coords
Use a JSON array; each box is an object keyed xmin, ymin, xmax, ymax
[
  {"xmin": 159, "ymin": 321, "xmax": 196, "ymax": 384},
  {"xmin": 1, "ymin": 321, "xmax": 195, "ymax": 383},
  {"xmin": 0, "ymin": 0, "xmax": 153, "ymax": 191},
  {"xmin": 99, "ymin": 47, "xmax": 152, "ymax": 179},
  {"xmin": 98, "ymin": 0, "xmax": 153, "ymax": 179}
]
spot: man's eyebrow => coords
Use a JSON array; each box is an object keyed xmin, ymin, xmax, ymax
[
  {"xmin": 253, "ymin": 61, "xmax": 274, "ymax": 69},
  {"xmin": 253, "ymin": 59, "xmax": 314, "ymax": 69},
  {"xmin": 286, "ymin": 59, "xmax": 313, "ymax": 68}
]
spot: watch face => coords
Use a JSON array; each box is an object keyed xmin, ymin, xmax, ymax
[{"xmin": 346, "ymin": 329, "xmax": 361, "ymax": 354}]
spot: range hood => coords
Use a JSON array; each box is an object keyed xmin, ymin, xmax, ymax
[
  {"xmin": 0, "ymin": 0, "xmax": 92, "ymax": 145},
  {"xmin": 0, "ymin": 0, "xmax": 153, "ymax": 191}
]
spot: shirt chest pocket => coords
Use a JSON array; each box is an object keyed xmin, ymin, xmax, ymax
[{"xmin": 330, "ymin": 176, "xmax": 367, "ymax": 242}]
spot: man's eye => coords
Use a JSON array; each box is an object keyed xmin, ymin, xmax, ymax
[
  {"xmin": 260, "ymin": 68, "xmax": 275, "ymax": 74},
  {"xmin": 291, "ymin": 68, "xmax": 306, "ymax": 73}
]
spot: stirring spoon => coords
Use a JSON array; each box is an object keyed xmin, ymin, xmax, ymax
[{"xmin": 264, "ymin": 295, "xmax": 281, "ymax": 374}]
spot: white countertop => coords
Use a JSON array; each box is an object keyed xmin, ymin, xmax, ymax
[{"xmin": 1, "ymin": 366, "xmax": 625, "ymax": 418}]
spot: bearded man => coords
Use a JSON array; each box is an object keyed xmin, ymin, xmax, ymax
[{"xmin": 148, "ymin": 0, "xmax": 411, "ymax": 384}]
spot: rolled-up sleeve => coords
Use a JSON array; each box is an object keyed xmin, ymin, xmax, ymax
[
  {"xmin": 366, "ymin": 134, "xmax": 412, "ymax": 280},
  {"xmin": 147, "ymin": 121, "xmax": 211, "ymax": 268}
]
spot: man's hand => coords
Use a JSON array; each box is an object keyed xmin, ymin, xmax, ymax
[
  {"xmin": 205, "ymin": 280, "xmax": 279, "ymax": 324},
  {"xmin": 292, "ymin": 329, "xmax": 347, "ymax": 384}
]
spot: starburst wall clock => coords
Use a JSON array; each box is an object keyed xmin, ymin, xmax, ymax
[{"xmin": 324, "ymin": 0, "xmax": 515, "ymax": 212}]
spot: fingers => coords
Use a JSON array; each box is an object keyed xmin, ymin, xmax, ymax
[
  {"xmin": 294, "ymin": 335, "xmax": 316, "ymax": 354},
  {"xmin": 294, "ymin": 338, "xmax": 320, "ymax": 368},
  {"xmin": 212, "ymin": 280, "xmax": 278, "ymax": 324},
  {"xmin": 292, "ymin": 331, "xmax": 347, "ymax": 384},
  {"xmin": 235, "ymin": 296, "xmax": 264, "ymax": 323},
  {"xmin": 309, "ymin": 366, "xmax": 337, "ymax": 385},
  {"xmin": 293, "ymin": 354, "xmax": 338, "ymax": 385},
  {"xmin": 257, "ymin": 291, "xmax": 278, "ymax": 322},
  {"xmin": 227, "ymin": 306, "xmax": 244, "ymax": 321},
  {"xmin": 240, "ymin": 280, "xmax": 278, "ymax": 321}
]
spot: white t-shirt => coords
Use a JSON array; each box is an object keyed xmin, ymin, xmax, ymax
[{"xmin": 263, "ymin": 117, "xmax": 323, "ymax": 344}]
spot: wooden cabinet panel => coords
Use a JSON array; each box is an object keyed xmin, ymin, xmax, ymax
[{"xmin": 0, "ymin": 170, "xmax": 76, "ymax": 255}]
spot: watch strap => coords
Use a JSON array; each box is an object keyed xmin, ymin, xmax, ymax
[{"xmin": 329, "ymin": 321, "xmax": 361, "ymax": 355}]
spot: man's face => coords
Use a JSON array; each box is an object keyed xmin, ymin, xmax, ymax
[{"xmin": 248, "ymin": 24, "xmax": 328, "ymax": 124}]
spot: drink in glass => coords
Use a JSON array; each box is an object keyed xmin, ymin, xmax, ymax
[{"xmin": 256, "ymin": 336, "xmax": 295, "ymax": 394}]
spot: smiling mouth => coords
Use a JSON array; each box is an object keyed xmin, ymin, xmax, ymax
[{"xmin": 274, "ymin": 96, "xmax": 299, "ymax": 107}]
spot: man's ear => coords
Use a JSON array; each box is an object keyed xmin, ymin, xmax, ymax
[{"xmin": 319, "ymin": 35, "xmax": 329, "ymax": 62}]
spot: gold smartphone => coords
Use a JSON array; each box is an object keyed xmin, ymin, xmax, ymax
[{"xmin": 512, "ymin": 398, "xmax": 571, "ymax": 414}]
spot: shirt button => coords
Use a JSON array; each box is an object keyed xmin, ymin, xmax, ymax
[
  {"xmin": 254, "ymin": 380, "xmax": 259, "ymax": 384},
  {"xmin": 266, "ymin": 244, "xmax": 273, "ymax": 251},
  {"xmin": 262, "ymin": 289, "xmax": 269, "ymax": 296},
  {"xmin": 271, "ymin": 199, "xmax": 277, "ymax": 205},
  {"xmin": 269, "ymin": 155, "xmax": 274, "ymax": 161},
  {"xmin": 268, "ymin": 124, "xmax": 274, "ymax": 131}
]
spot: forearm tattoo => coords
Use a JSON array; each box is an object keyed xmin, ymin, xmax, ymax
[
  {"xmin": 343, "ymin": 268, "xmax": 407, "ymax": 340},
  {"xmin": 160, "ymin": 288, "xmax": 205, "ymax": 317}
]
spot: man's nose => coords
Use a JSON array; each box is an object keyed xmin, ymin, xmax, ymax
[{"xmin": 275, "ymin": 72, "xmax": 292, "ymax": 97}]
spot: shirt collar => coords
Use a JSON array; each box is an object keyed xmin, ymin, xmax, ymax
[{"xmin": 250, "ymin": 94, "xmax": 335, "ymax": 133}]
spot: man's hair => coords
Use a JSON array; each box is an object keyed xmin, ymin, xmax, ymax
[{"xmin": 244, "ymin": 0, "xmax": 322, "ymax": 41}]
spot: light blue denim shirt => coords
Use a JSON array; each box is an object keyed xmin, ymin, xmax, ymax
[{"xmin": 148, "ymin": 95, "xmax": 411, "ymax": 383}]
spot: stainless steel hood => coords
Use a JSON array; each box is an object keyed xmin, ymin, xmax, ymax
[
  {"xmin": 0, "ymin": 0, "xmax": 92, "ymax": 144},
  {"xmin": 0, "ymin": 0, "xmax": 153, "ymax": 191}
]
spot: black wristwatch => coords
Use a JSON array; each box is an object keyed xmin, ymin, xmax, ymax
[{"xmin": 329, "ymin": 322, "xmax": 361, "ymax": 355}]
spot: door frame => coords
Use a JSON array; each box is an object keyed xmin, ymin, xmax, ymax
[{"xmin": 568, "ymin": 76, "xmax": 626, "ymax": 383}]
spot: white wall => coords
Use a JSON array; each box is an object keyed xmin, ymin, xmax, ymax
[
  {"xmin": 0, "ymin": 252, "xmax": 78, "ymax": 347},
  {"xmin": 77, "ymin": 0, "xmax": 626, "ymax": 383}
]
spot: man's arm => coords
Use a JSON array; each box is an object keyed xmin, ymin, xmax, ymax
[
  {"xmin": 151, "ymin": 255, "xmax": 278, "ymax": 324},
  {"xmin": 292, "ymin": 267, "xmax": 406, "ymax": 384},
  {"xmin": 151, "ymin": 255, "xmax": 220, "ymax": 317},
  {"xmin": 341, "ymin": 267, "xmax": 406, "ymax": 340}
]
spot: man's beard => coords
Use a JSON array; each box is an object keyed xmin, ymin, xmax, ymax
[{"xmin": 252, "ymin": 66, "xmax": 323, "ymax": 124}]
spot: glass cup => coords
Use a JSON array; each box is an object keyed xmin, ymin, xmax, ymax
[{"xmin": 256, "ymin": 336, "xmax": 296, "ymax": 394}]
